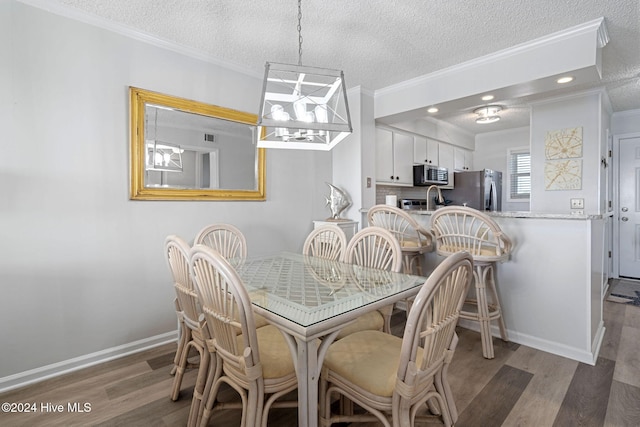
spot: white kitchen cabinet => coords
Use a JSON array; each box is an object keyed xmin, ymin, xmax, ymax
[
  {"xmin": 454, "ymin": 147, "xmax": 472, "ymax": 171},
  {"xmin": 438, "ymin": 143, "xmax": 455, "ymax": 189},
  {"xmin": 375, "ymin": 127, "xmax": 414, "ymax": 186},
  {"xmin": 413, "ymin": 136, "xmax": 439, "ymax": 165}
]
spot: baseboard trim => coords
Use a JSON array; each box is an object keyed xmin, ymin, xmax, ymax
[
  {"xmin": 457, "ymin": 319, "xmax": 599, "ymax": 365},
  {"xmin": 0, "ymin": 331, "xmax": 177, "ymax": 393}
]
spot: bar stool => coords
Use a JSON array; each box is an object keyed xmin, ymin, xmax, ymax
[
  {"xmin": 367, "ymin": 204, "xmax": 434, "ymax": 275},
  {"xmin": 430, "ymin": 206, "xmax": 513, "ymax": 359}
]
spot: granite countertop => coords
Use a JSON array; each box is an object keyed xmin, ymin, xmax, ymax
[{"xmin": 361, "ymin": 207, "xmax": 606, "ymax": 220}]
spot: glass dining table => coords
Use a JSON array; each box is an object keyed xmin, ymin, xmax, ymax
[{"xmin": 233, "ymin": 251, "xmax": 431, "ymax": 427}]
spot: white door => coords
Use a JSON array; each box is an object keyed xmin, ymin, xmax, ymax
[{"xmin": 618, "ymin": 136, "xmax": 640, "ymax": 278}]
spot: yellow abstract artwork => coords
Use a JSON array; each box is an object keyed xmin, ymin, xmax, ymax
[
  {"xmin": 544, "ymin": 127, "xmax": 583, "ymax": 190},
  {"xmin": 545, "ymin": 127, "xmax": 583, "ymax": 159}
]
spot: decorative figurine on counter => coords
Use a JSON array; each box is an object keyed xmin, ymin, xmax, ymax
[{"xmin": 325, "ymin": 183, "xmax": 351, "ymax": 220}]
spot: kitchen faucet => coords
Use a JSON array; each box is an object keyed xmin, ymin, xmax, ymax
[{"xmin": 426, "ymin": 185, "xmax": 444, "ymax": 210}]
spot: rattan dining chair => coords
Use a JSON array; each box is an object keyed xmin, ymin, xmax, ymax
[
  {"xmin": 303, "ymin": 225, "xmax": 385, "ymax": 340},
  {"xmin": 367, "ymin": 204, "xmax": 435, "ymax": 314},
  {"xmin": 430, "ymin": 206, "xmax": 513, "ymax": 359},
  {"xmin": 302, "ymin": 224, "xmax": 348, "ymax": 260},
  {"xmin": 164, "ymin": 235, "xmax": 210, "ymax": 427},
  {"xmin": 367, "ymin": 204, "xmax": 434, "ymax": 275},
  {"xmin": 342, "ymin": 226, "xmax": 403, "ymax": 334},
  {"xmin": 319, "ymin": 251, "xmax": 473, "ymax": 427},
  {"xmin": 194, "ymin": 223, "xmax": 248, "ymax": 260},
  {"xmin": 194, "ymin": 223, "xmax": 269, "ymax": 332},
  {"xmin": 190, "ymin": 244, "xmax": 298, "ymax": 427}
]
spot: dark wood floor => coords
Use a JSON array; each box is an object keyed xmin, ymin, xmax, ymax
[{"xmin": 1, "ymin": 297, "xmax": 639, "ymax": 427}]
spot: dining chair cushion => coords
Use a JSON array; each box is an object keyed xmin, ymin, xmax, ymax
[
  {"xmin": 438, "ymin": 244, "xmax": 507, "ymax": 261},
  {"xmin": 336, "ymin": 311, "xmax": 384, "ymax": 340},
  {"xmin": 254, "ymin": 313, "xmax": 270, "ymax": 329},
  {"xmin": 400, "ymin": 237, "xmax": 421, "ymax": 249},
  {"xmin": 232, "ymin": 324, "xmax": 295, "ymax": 379},
  {"xmin": 324, "ymin": 330, "xmax": 423, "ymax": 397},
  {"xmin": 233, "ymin": 311, "xmax": 269, "ymax": 330}
]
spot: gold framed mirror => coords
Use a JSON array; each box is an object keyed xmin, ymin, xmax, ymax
[{"xmin": 130, "ymin": 87, "xmax": 266, "ymax": 200}]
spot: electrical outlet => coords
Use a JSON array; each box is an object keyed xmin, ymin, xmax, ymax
[{"xmin": 570, "ymin": 198, "xmax": 584, "ymax": 209}]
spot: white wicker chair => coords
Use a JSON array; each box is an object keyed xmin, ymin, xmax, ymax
[
  {"xmin": 319, "ymin": 251, "xmax": 473, "ymax": 427},
  {"xmin": 190, "ymin": 245, "xmax": 298, "ymax": 427},
  {"xmin": 302, "ymin": 225, "xmax": 347, "ymax": 260},
  {"xmin": 304, "ymin": 225, "xmax": 384, "ymax": 340},
  {"xmin": 430, "ymin": 206, "xmax": 513, "ymax": 359},
  {"xmin": 194, "ymin": 223, "xmax": 247, "ymax": 260},
  {"xmin": 164, "ymin": 235, "xmax": 210, "ymax": 427},
  {"xmin": 342, "ymin": 226, "xmax": 403, "ymax": 334},
  {"xmin": 367, "ymin": 204, "xmax": 434, "ymax": 274}
]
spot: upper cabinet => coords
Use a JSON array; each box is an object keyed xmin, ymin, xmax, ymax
[
  {"xmin": 413, "ymin": 136, "xmax": 439, "ymax": 165},
  {"xmin": 376, "ymin": 125, "xmax": 471, "ymax": 189},
  {"xmin": 438, "ymin": 144, "xmax": 455, "ymax": 189},
  {"xmin": 454, "ymin": 147, "xmax": 472, "ymax": 171},
  {"xmin": 375, "ymin": 128, "xmax": 414, "ymax": 186}
]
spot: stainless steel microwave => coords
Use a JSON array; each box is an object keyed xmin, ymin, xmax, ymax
[{"xmin": 413, "ymin": 164, "xmax": 449, "ymax": 186}]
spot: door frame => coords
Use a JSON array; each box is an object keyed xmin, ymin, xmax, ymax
[{"xmin": 612, "ymin": 131, "xmax": 640, "ymax": 278}]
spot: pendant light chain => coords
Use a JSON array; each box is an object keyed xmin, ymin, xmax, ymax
[{"xmin": 297, "ymin": 0, "xmax": 303, "ymax": 66}]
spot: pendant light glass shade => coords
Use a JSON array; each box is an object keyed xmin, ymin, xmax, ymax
[{"xmin": 257, "ymin": 62, "xmax": 352, "ymax": 150}]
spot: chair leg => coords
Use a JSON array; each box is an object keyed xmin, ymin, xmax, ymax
[
  {"xmin": 474, "ymin": 264, "xmax": 495, "ymax": 359},
  {"xmin": 197, "ymin": 348, "xmax": 222, "ymax": 427},
  {"xmin": 464, "ymin": 262, "xmax": 508, "ymax": 359},
  {"xmin": 440, "ymin": 334, "xmax": 459, "ymax": 424},
  {"xmin": 487, "ymin": 264, "xmax": 509, "ymax": 341},
  {"xmin": 187, "ymin": 347, "xmax": 209, "ymax": 427},
  {"xmin": 172, "ymin": 316, "xmax": 187, "ymax": 376},
  {"xmin": 414, "ymin": 253, "xmax": 423, "ymax": 275},
  {"xmin": 171, "ymin": 329, "xmax": 193, "ymax": 400}
]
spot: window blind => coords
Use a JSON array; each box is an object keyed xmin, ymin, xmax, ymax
[{"xmin": 509, "ymin": 151, "xmax": 531, "ymax": 199}]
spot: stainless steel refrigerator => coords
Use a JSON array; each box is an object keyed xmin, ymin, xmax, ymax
[{"xmin": 443, "ymin": 169, "xmax": 502, "ymax": 211}]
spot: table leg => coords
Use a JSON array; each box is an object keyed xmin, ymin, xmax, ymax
[{"xmin": 281, "ymin": 330, "xmax": 341, "ymax": 427}]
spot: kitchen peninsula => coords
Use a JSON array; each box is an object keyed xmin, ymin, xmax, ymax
[{"xmin": 364, "ymin": 208, "xmax": 608, "ymax": 365}]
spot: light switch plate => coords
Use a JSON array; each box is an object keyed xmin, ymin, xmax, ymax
[{"xmin": 570, "ymin": 198, "xmax": 584, "ymax": 209}]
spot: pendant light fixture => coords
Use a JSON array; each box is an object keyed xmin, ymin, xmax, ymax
[
  {"xmin": 257, "ymin": 0, "xmax": 352, "ymax": 150},
  {"xmin": 474, "ymin": 105, "xmax": 502, "ymax": 124},
  {"xmin": 146, "ymin": 107, "xmax": 183, "ymax": 172}
]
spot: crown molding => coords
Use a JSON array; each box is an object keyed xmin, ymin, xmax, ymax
[{"xmin": 529, "ymin": 86, "xmax": 609, "ymax": 107}]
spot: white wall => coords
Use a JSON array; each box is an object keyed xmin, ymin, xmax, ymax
[
  {"xmin": 612, "ymin": 109, "xmax": 640, "ymax": 135},
  {"xmin": 530, "ymin": 91, "xmax": 606, "ymax": 214},
  {"xmin": 474, "ymin": 127, "xmax": 531, "ymax": 212},
  {"xmin": 0, "ymin": 1, "xmax": 333, "ymax": 384},
  {"xmin": 332, "ymin": 88, "xmax": 363, "ymax": 223}
]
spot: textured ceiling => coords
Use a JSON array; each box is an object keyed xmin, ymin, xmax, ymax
[{"xmin": 38, "ymin": 0, "xmax": 640, "ymax": 134}]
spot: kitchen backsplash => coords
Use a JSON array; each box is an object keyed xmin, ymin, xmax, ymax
[{"xmin": 376, "ymin": 185, "xmax": 431, "ymax": 206}]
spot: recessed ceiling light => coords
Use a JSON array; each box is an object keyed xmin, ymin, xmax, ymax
[
  {"xmin": 427, "ymin": 107, "xmax": 439, "ymax": 113},
  {"xmin": 557, "ymin": 76, "xmax": 574, "ymax": 84},
  {"xmin": 481, "ymin": 95, "xmax": 494, "ymax": 101}
]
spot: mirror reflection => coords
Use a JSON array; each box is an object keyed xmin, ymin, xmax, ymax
[{"xmin": 130, "ymin": 87, "xmax": 266, "ymax": 200}]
